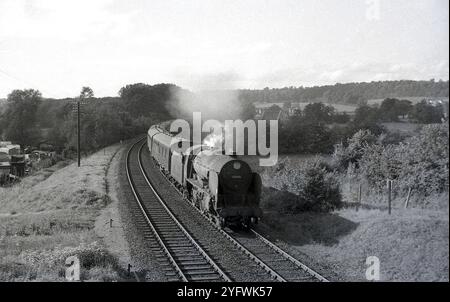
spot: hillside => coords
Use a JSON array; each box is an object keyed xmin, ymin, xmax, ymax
[{"xmin": 239, "ymin": 80, "xmax": 449, "ymax": 105}]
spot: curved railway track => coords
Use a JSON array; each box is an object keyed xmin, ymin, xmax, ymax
[
  {"xmin": 126, "ymin": 137, "xmax": 330, "ymax": 282},
  {"xmin": 126, "ymin": 138, "xmax": 231, "ymax": 282}
]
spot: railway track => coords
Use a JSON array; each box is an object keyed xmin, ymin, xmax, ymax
[
  {"xmin": 126, "ymin": 139, "xmax": 231, "ymax": 282},
  {"xmin": 134, "ymin": 141, "xmax": 330, "ymax": 282},
  {"xmin": 230, "ymin": 230, "xmax": 329, "ymax": 282}
]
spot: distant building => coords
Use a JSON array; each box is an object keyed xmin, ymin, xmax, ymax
[
  {"xmin": 255, "ymin": 104, "xmax": 289, "ymax": 125},
  {"xmin": 254, "ymin": 102, "xmax": 287, "ymax": 117}
]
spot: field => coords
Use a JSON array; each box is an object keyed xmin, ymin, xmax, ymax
[
  {"xmin": 259, "ymin": 207, "xmax": 448, "ymax": 281},
  {"xmin": 0, "ymin": 144, "xmax": 128, "ymax": 281},
  {"xmin": 254, "ymin": 102, "xmax": 357, "ymax": 113},
  {"xmin": 381, "ymin": 122, "xmax": 422, "ymax": 134}
]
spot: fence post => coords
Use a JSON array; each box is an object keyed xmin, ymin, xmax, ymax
[
  {"xmin": 356, "ymin": 183, "xmax": 362, "ymax": 211},
  {"xmin": 404, "ymin": 187, "xmax": 412, "ymax": 209},
  {"xmin": 358, "ymin": 184, "xmax": 362, "ymax": 203},
  {"xmin": 387, "ymin": 179, "xmax": 392, "ymax": 215}
]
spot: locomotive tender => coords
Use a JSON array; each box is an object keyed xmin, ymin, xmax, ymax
[{"xmin": 147, "ymin": 125, "xmax": 262, "ymax": 228}]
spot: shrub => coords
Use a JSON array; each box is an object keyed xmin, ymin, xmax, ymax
[
  {"xmin": 332, "ymin": 129, "xmax": 377, "ymax": 171},
  {"xmin": 357, "ymin": 124, "xmax": 449, "ymax": 195},
  {"xmin": 396, "ymin": 124, "xmax": 449, "ymax": 194},
  {"xmin": 262, "ymin": 158, "xmax": 342, "ymax": 213},
  {"xmin": 298, "ymin": 161, "xmax": 342, "ymax": 211},
  {"xmin": 358, "ymin": 143, "xmax": 402, "ymax": 192}
]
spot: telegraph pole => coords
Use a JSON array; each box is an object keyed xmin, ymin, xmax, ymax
[{"xmin": 77, "ymin": 100, "xmax": 81, "ymax": 167}]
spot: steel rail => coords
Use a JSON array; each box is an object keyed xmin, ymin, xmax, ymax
[
  {"xmin": 126, "ymin": 138, "xmax": 188, "ymax": 282},
  {"xmin": 137, "ymin": 142, "xmax": 232, "ymax": 282},
  {"xmin": 147, "ymin": 145, "xmax": 329, "ymax": 282},
  {"xmin": 151, "ymin": 159, "xmax": 287, "ymax": 282},
  {"xmin": 251, "ymin": 230, "xmax": 329, "ymax": 282}
]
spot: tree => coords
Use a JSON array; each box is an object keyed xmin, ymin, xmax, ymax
[
  {"xmin": 379, "ymin": 98, "xmax": 401, "ymax": 122},
  {"xmin": 354, "ymin": 105, "xmax": 379, "ymax": 125},
  {"xmin": 119, "ymin": 83, "xmax": 178, "ymax": 118},
  {"xmin": 351, "ymin": 105, "xmax": 384, "ymax": 135},
  {"xmin": 378, "ymin": 98, "xmax": 413, "ymax": 121},
  {"xmin": 333, "ymin": 112, "xmax": 350, "ymax": 124},
  {"xmin": 303, "ymin": 102, "xmax": 335, "ymax": 123},
  {"xmin": 397, "ymin": 99, "xmax": 413, "ymax": 118},
  {"xmin": 3, "ymin": 89, "xmax": 42, "ymax": 147},
  {"xmin": 410, "ymin": 100, "xmax": 443, "ymax": 123},
  {"xmin": 80, "ymin": 87, "xmax": 94, "ymax": 99},
  {"xmin": 279, "ymin": 117, "xmax": 335, "ymax": 154}
]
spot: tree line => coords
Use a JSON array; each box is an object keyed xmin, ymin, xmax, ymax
[
  {"xmin": 278, "ymin": 98, "xmax": 447, "ymax": 155},
  {"xmin": 0, "ymin": 84, "xmax": 181, "ymax": 154},
  {"xmin": 239, "ymin": 79, "xmax": 449, "ymax": 105},
  {"xmin": 0, "ymin": 82, "xmax": 447, "ymax": 158}
]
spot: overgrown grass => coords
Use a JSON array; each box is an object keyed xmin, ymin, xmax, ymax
[
  {"xmin": 257, "ymin": 154, "xmax": 448, "ymax": 281},
  {"xmin": 0, "ymin": 145, "xmax": 126, "ymax": 281}
]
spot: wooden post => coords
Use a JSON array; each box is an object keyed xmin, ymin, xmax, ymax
[
  {"xmin": 109, "ymin": 218, "xmax": 113, "ymax": 228},
  {"xmin": 356, "ymin": 183, "xmax": 362, "ymax": 211},
  {"xmin": 358, "ymin": 184, "xmax": 362, "ymax": 203},
  {"xmin": 404, "ymin": 187, "xmax": 412, "ymax": 209},
  {"xmin": 387, "ymin": 179, "xmax": 392, "ymax": 215},
  {"xmin": 77, "ymin": 101, "xmax": 81, "ymax": 167}
]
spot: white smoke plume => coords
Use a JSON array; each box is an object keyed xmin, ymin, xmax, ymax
[
  {"xmin": 167, "ymin": 72, "xmax": 245, "ymax": 122},
  {"xmin": 167, "ymin": 73, "xmax": 255, "ymax": 153}
]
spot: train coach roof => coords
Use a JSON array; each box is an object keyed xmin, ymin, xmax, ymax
[{"xmin": 149, "ymin": 126, "xmax": 189, "ymax": 149}]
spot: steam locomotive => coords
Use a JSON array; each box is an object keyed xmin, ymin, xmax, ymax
[{"xmin": 147, "ymin": 125, "xmax": 262, "ymax": 228}]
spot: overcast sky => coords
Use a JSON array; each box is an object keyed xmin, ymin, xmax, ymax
[{"xmin": 0, "ymin": 0, "xmax": 448, "ymax": 98}]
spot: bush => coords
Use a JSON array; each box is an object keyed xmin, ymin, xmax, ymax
[
  {"xmin": 331, "ymin": 129, "xmax": 377, "ymax": 171},
  {"xmin": 358, "ymin": 143, "xmax": 401, "ymax": 192},
  {"xmin": 357, "ymin": 124, "xmax": 449, "ymax": 195},
  {"xmin": 262, "ymin": 158, "xmax": 342, "ymax": 213},
  {"xmin": 396, "ymin": 124, "xmax": 449, "ymax": 194}
]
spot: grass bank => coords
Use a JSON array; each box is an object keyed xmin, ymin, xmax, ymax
[
  {"xmin": 0, "ymin": 144, "xmax": 128, "ymax": 281},
  {"xmin": 257, "ymin": 157, "xmax": 448, "ymax": 281}
]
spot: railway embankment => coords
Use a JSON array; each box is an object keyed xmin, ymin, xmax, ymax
[
  {"xmin": 0, "ymin": 143, "xmax": 132, "ymax": 281},
  {"xmin": 258, "ymin": 206, "xmax": 449, "ymax": 281}
]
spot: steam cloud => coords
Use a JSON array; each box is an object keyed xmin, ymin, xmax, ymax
[
  {"xmin": 166, "ymin": 73, "xmax": 252, "ymax": 153},
  {"xmin": 167, "ymin": 73, "xmax": 245, "ymax": 122}
]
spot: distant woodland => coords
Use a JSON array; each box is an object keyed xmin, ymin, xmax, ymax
[
  {"xmin": 239, "ymin": 80, "xmax": 449, "ymax": 104},
  {"xmin": 0, "ymin": 80, "xmax": 448, "ymax": 154}
]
